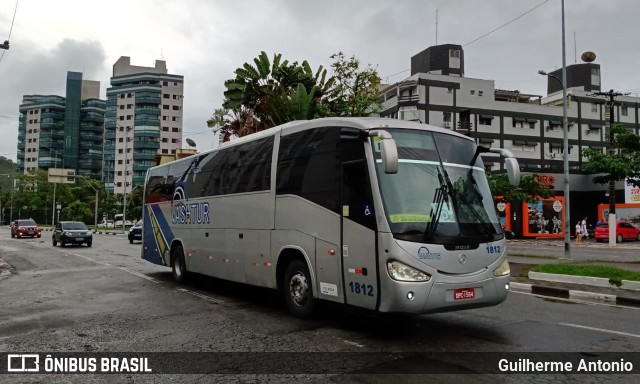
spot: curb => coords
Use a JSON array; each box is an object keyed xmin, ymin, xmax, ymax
[{"xmin": 510, "ymin": 282, "xmax": 640, "ymax": 308}]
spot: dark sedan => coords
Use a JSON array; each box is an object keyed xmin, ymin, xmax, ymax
[
  {"xmin": 128, "ymin": 222, "xmax": 142, "ymax": 243},
  {"xmin": 52, "ymin": 221, "xmax": 93, "ymax": 247}
]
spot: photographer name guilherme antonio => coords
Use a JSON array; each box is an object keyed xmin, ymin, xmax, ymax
[{"xmin": 499, "ymin": 358, "xmax": 634, "ymax": 373}]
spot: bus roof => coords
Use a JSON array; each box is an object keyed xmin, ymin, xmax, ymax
[{"xmin": 150, "ymin": 117, "xmax": 473, "ymax": 171}]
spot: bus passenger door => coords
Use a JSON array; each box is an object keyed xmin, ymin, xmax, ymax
[{"xmin": 341, "ymin": 161, "xmax": 378, "ymax": 310}]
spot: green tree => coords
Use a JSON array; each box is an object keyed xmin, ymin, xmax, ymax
[
  {"xmin": 324, "ymin": 52, "xmax": 382, "ymax": 117},
  {"xmin": 214, "ymin": 51, "xmax": 332, "ymax": 138},
  {"xmin": 211, "ymin": 51, "xmax": 383, "ymax": 140},
  {"xmin": 487, "ymin": 173, "xmax": 555, "ymax": 202},
  {"xmin": 63, "ymin": 201, "xmax": 93, "ymax": 222},
  {"xmin": 581, "ymin": 124, "xmax": 640, "ymax": 187}
]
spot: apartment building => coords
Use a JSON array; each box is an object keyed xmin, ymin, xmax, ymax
[
  {"xmin": 380, "ymin": 44, "xmax": 640, "ymax": 237},
  {"xmin": 104, "ymin": 56, "xmax": 184, "ymax": 195},
  {"xmin": 17, "ymin": 71, "xmax": 105, "ymax": 179}
]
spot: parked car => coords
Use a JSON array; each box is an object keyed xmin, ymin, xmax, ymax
[
  {"xmin": 98, "ymin": 220, "xmax": 114, "ymax": 229},
  {"xmin": 52, "ymin": 221, "xmax": 93, "ymax": 247},
  {"xmin": 594, "ymin": 221, "xmax": 640, "ymax": 243},
  {"xmin": 128, "ymin": 221, "xmax": 142, "ymax": 243},
  {"xmin": 11, "ymin": 219, "xmax": 42, "ymax": 238}
]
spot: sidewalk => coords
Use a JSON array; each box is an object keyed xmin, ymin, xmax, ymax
[{"xmin": 507, "ymin": 238, "xmax": 640, "ymax": 308}]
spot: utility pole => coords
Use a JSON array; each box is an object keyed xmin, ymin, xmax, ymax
[{"xmin": 593, "ymin": 89, "xmax": 622, "ymax": 245}]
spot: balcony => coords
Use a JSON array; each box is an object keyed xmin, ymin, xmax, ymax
[
  {"xmin": 456, "ymin": 121, "xmax": 473, "ymax": 134},
  {"xmin": 135, "ymin": 96, "xmax": 161, "ymax": 105},
  {"xmin": 134, "ymin": 118, "xmax": 160, "ymax": 127},
  {"xmin": 133, "ymin": 152, "xmax": 156, "ymax": 161},
  {"xmin": 134, "ymin": 141, "xmax": 160, "ymax": 150},
  {"xmin": 135, "ymin": 108, "xmax": 160, "ymax": 116}
]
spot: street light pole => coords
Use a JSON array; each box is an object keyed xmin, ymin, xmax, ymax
[
  {"xmin": 533, "ymin": 0, "xmax": 571, "ymax": 258},
  {"xmin": 76, "ymin": 174, "xmax": 99, "ymax": 232}
]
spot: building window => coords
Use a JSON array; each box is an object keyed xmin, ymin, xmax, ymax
[
  {"xmin": 443, "ymin": 112, "xmax": 451, "ymax": 122},
  {"xmin": 127, "ymin": 104, "xmax": 133, "ymax": 109},
  {"xmin": 478, "ymin": 91, "xmax": 484, "ymax": 97},
  {"xmin": 127, "ymin": 93, "xmax": 133, "ymax": 98},
  {"xmin": 171, "ymin": 149, "xmax": 176, "ymax": 154},
  {"xmin": 119, "ymin": 138, "xmax": 124, "ymax": 142},
  {"xmin": 118, "ymin": 160, "xmax": 123, "ymax": 164},
  {"xmin": 119, "ymin": 105, "xmax": 125, "ymax": 110},
  {"xmin": 479, "ymin": 115, "xmax": 493, "ymax": 125},
  {"xmin": 470, "ymin": 90, "xmax": 475, "ymax": 95},
  {"xmin": 163, "ymin": 105, "xmax": 170, "ymax": 110},
  {"xmin": 118, "ymin": 149, "xmax": 123, "ymax": 153},
  {"xmin": 126, "ymin": 115, "xmax": 132, "ymax": 120},
  {"xmin": 171, "ymin": 127, "xmax": 180, "ymax": 132},
  {"xmin": 120, "ymin": 94, "xmax": 125, "ymax": 99},
  {"xmin": 117, "ymin": 182, "xmax": 122, "ymax": 187},
  {"xmin": 119, "ymin": 116, "xmax": 124, "ymax": 121},
  {"xmin": 512, "ymin": 117, "xmax": 525, "ymax": 128},
  {"xmin": 171, "ymin": 138, "xmax": 180, "ymax": 143},
  {"xmin": 162, "ymin": 138, "xmax": 168, "ymax": 143},
  {"xmin": 162, "ymin": 149, "xmax": 168, "ymax": 154},
  {"xmin": 164, "ymin": 94, "xmax": 170, "ymax": 99},
  {"xmin": 622, "ymin": 106, "xmax": 628, "ymax": 116},
  {"xmin": 173, "ymin": 95, "xmax": 179, "ymax": 100},
  {"xmin": 172, "ymin": 105, "xmax": 180, "ymax": 110},
  {"xmin": 174, "ymin": 82, "xmax": 178, "ymax": 86},
  {"xmin": 117, "ymin": 171, "xmax": 122, "ymax": 176},
  {"xmin": 591, "ymin": 103, "xmax": 598, "ymax": 113},
  {"xmin": 529, "ymin": 121, "xmax": 536, "ymax": 129},
  {"xmin": 449, "ymin": 49, "xmax": 460, "ymax": 58},
  {"xmin": 163, "ymin": 81, "xmax": 168, "ymax": 86},
  {"xmin": 172, "ymin": 117, "xmax": 180, "ymax": 122}
]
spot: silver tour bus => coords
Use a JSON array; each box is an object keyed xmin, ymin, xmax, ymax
[{"xmin": 141, "ymin": 117, "xmax": 520, "ymax": 317}]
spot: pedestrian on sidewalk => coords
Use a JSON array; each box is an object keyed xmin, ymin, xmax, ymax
[
  {"xmin": 575, "ymin": 221, "xmax": 583, "ymax": 244},
  {"xmin": 581, "ymin": 217, "xmax": 589, "ymax": 241}
]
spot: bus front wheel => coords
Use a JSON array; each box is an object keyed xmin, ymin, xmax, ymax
[
  {"xmin": 283, "ymin": 259, "xmax": 315, "ymax": 318},
  {"xmin": 171, "ymin": 245, "xmax": 188, "ymax": 283}
]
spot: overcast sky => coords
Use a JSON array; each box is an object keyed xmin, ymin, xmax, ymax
[{"xmin": 1, "ymin": 0, "xmax": 640, "ymax": 162}]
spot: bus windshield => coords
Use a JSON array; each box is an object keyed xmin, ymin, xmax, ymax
[{"xmin": 372, "ymin": 129, "xmax": 502, "ymax": 244}]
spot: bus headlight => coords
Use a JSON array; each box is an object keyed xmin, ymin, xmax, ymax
[
  {"xmin": 387, "ymin": 261, "xmax": 431, "ymax": 282},
  {"xmin": 493, "ymin": 259, "xmax": 510, "ymax": 277}
]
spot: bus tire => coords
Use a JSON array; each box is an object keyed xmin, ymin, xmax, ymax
[
  {"xmin": 283, "ymin": 259, "xmax": 315, "ymax": 318},
  {"xmin": 171, "ymin": 244, "xmax": 188, "ymax": 283}
]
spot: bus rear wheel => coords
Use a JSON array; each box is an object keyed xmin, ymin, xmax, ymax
[
  {"xmin": 171, "ymin": 244, "xmax": 188, "ymax": 283},
  {"xmin": 283, "ymin": 259, "xmax": 315, "ymax": 318}
]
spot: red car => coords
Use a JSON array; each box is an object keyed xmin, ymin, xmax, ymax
[
  {"xmin": 594, "ymin": 221, "xmax": 640, "ymax": 243},
  {"xmin": 11, "ymin": 219, "xmax": 42, "ymax": 238}
]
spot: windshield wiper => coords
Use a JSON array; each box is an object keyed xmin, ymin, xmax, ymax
[
  {"xmin": 424, "ymin": 168, "xmax": 452, "ymax": 240},
  {"xmin": 452, "ymin": 188, "xmax": 496, "ymax": 240}
]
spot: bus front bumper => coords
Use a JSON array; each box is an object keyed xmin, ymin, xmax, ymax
[{"xmin": 377, "ymin": 274, "xmax": 510, "ymax": 314}]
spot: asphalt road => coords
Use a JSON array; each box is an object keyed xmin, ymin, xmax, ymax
[{"xmin": 1, "ymin": 228, "xmax": 639, "ymax": 383}]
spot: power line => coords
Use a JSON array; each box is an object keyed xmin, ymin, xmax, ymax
[
  {"xmin": 463, "ymin": 0, "xmax": 551, "ymax": 47},
  {"xmin": 381, "ymin": 0, "xmax": 551, "ymax": 82},
  {"xmin": 0, "ymin": 0, "xmax": 20, "ymax": 63}
]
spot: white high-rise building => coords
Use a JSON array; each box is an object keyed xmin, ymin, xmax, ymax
[{"xmin": 103, "ymin": 57, "xmax": 184, "ymax": 195}]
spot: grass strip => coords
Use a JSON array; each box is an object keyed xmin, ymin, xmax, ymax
[{"xmin": 530, "ymin": 264, "xmax": 640, "ymax": 286}]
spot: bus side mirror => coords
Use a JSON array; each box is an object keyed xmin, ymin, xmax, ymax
[
  {"xmin": 489, "ymin": 148, "xmax": 520, "ymax": 187},
  {"xmin": 370, "ymin": 130, "xmax": 398, "ymax": 174}
]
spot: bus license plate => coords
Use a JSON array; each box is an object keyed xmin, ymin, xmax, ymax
[{"xmin": 454, "ymin": 288, "xmax": 475, "ymax": 300}]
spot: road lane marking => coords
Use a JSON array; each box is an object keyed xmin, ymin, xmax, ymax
[
  {"xmin": 117, "ymin": 267, "xmax": 160, "ymax": 283},
  {"xmin": 176, "ymin": 287, "xmax": 225, "ymax": 304},
  {"xmin": 342, "ymin": 339, "xmax": 365, "ymax": 348},
  {"xmin": 560, "ymin": 323, "xmax": 640, "ymax": 338}
]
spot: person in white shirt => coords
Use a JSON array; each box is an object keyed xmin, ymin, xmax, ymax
[
  {"xmin": 581, "ymin": 217, "xmax": 588, "ymax": 240},
  {"xmin": 575, "ymin": 221, "xmax": 583, "ymax": 244}
]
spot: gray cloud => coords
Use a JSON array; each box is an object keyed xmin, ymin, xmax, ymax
[{"xmin": 0, "ymin": 39, "xmax": 107, "ymax": 158}]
